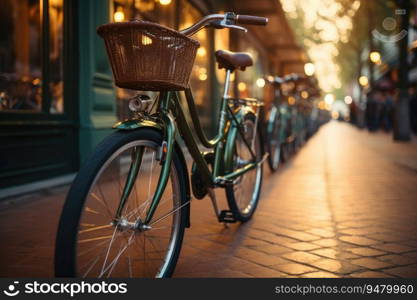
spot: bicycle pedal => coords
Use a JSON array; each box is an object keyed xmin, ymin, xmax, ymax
[{"xmin": 218, "ymin": 210, "xmax": 237, "ymax": 223}]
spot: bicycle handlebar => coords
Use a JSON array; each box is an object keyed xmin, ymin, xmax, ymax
[
  {"xmin": 180, "ymin": 14, "xmax": 223, "ymax": 36},
  {"xmin": 180, "ymin": 12, "xmax": 268, "ymax": 36}
]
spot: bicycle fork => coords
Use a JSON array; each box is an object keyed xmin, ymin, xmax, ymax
[{"xmin": 113, "ymin": 112, "xmax": 177, "ymax": 226}]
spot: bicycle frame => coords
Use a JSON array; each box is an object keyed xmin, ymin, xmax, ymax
[{"xmin": 113, "ymin": 70, "xmax": 264, "ymax": 225}]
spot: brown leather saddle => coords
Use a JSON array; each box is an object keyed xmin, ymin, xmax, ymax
[{"xmin": 215, "ymin": 49, "xmax": 253, "ymax": 71}]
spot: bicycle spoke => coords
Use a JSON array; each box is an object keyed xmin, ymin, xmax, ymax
[
  {"xmin": 82, "ymin": 255, "xmax": 101, "ymax": 278},
  {"xmin": 79, "ymin": 224, "xmax": 112, "ymax": 234},
  {"xmin": 78, "ymin": 234, "xmax": 115, "ymax": 244},
  {"xmin": 78, "ymin": 238, "xmax": 113, "ymax": 257},
  {"xmin": 99, "ymin": 225, "xmax": 119, "ymax": 276},
  {"xmin": 90, "ymin": 192, "xmax": 113, "ymax": 218},
  {"xmin": 101, "ymin": 232, "xmax": 135, "ymax": 278},
  {"xmin": 149, "ymin": 200, "xmax": 188, "ymax": 226}
]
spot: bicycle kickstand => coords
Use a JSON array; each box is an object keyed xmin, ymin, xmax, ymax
[{"xmin": 207, "ymin": 188, "xmax": 236, "ymax": 227}]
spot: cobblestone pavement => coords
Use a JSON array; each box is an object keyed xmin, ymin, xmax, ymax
[{"xmin": 1, "ymin": 121, "xmax": 417, "ymax": 278}]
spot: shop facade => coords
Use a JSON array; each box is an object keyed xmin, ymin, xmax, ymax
[{"xmin": 0, "ymin": 0, "xmax": 303, "ymax": 196}]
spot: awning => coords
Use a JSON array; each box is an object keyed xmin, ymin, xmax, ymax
[{"xmin": 230, "ymin": 0, "xmax": 308, "ymax": 75}]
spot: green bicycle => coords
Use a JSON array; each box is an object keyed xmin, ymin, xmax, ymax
[{"xmin": 55, "ymin": 13, "xmax": 268, "ymax": 278}]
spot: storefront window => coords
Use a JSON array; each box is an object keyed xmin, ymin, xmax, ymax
[
  {"xmin": 113, "ymin": 0, "xmax": 175, "ymax": 27},
  {"xmin": 179, "ymin": 0, "xmax": 210, "ymax": 124},
  {"xmin": 236, "ymin": 33, "xmax": 266, "ymax": 100},
  {"xmin": 0, "ymin": 0, "xmax": 64, "ymax": 113},
  {"xmin": 214, "ymin": 27, "xmax": 229, "ymax": 85},
  {"xmin": 49, "ymin": 0, "xmax": 64, "ymax": 114},
  {"xmin": 0, "ymin": 0, "xmax": 42, "ymax": 112}
]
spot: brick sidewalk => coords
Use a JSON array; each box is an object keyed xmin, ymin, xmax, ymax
[{"xmin": 1, "ymin": 121, "xmax": 417, "ymax": 277}]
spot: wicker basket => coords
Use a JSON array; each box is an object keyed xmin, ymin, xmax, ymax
[{"xmin": 97, "ymin": 20, "xmax": 200, "ymax": 91}]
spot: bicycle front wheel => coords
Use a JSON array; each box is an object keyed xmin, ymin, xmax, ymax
[
  {"xmin": 226, "ymin": 112, "xmax": 263, "ymax": 222},
  {"xmin": 55, "ymin": 128, "xmax": 188, "ymax": 278}
]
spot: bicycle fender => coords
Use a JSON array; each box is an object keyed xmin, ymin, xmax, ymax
[{"xmin": 112, "ymin": 119, "xmax": 163, "ymax": 131}]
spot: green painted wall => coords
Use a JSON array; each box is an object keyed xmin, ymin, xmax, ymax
[{"xmin": 78, "ymin": 0, "xmax": 116, "ymax": 163}]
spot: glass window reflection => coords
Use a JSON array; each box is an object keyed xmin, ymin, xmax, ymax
[
  {"xmin": 179, "ymin": 0, "xmax": 210, "ymax": 126},
  {"xmin": 49, "ymin": 0, "xmax": 64, "ymax": 114},
  {"xmin": 0, "ymin": 0, "xmax": 42, "ymax": 112},
  {"xmin": 0, "ymin": 0, "xmax": 64, "ymax": 114}
]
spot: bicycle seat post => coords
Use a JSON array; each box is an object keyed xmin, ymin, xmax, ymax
[{"xmin": 223, "ymin": 69, "xmax": 232, "ymax": 99}]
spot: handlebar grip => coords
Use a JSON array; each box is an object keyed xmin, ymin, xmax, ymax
[{"xmin": 236, "ymin": 15, "xmax": 268, "ymax": 26}]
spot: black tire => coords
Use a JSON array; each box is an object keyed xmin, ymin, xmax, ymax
[
  {"xmin": 226, "ymin": 112, "xmax": 263, "ymax": 222},
  {"xmin": 55, "ymin": 128, "xmax": 188, "ymax": 278},
  {"xmin": 280, "ymin": 142, "xmax": 290, "ymax": 162}
]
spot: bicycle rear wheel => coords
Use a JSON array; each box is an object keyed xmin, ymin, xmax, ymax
[
  {"xmin": 226, "ymin": 112, "xmax": 263, "ymax": 222},
  {"xmin": 55, "ymin": 128, "xmax": 188, "ymax": 278}
]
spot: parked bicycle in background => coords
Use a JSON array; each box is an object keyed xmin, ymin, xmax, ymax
[
  {"xmin": 263, "ymin": 75, "xmax": 291, "ymax": 171},
  {"xmin": 262, "ymin": 73, "xmax": 322, "ymax": 171}
]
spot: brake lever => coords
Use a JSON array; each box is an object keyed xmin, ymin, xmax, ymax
[
  {"xmin": 208, "ymin": 12, "xmax": 248, "ymax": 33},
  {"xmin": 223, "ymin": 24, "xmax": 248, "ymax": 32},
  {"xmin": 208, "ymin": 20, "xmax": 247, "ymax": 32}
]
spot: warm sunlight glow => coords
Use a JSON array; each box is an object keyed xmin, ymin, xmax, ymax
[{"xmin": 281, "ymin": 0, "xmax": 360, "ymax": 93}]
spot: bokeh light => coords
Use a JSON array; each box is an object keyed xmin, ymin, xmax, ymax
[
  {"xmin": 256, "ymin": 78, "xmax": 266, "ymax": 88},
  {"xmin": 359, "ymin": 75, "xmax": 369, "ymax": 87},
  {"xmin": 344, "ymin": 95, "xmax": 353, "ymax": 105},
  {"xmin": 281, "ymin": 0, "xmax": 361, "ymax": 93},
  {"xmin": 325, "ymin": 93, "xmax": 335, "ymax": 105},
  {"xmin": 304, "ymin": 63, "xmax": 316, "ymax": 76}
]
